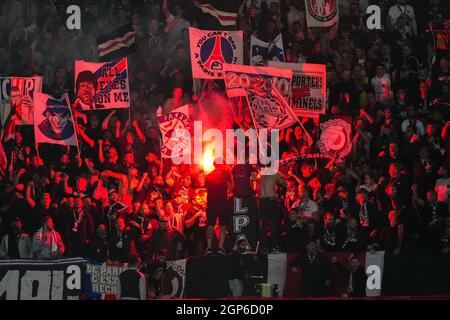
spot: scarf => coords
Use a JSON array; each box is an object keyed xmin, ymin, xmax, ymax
[
  {"xmin": 37, "ymin": 227, "xmax": 58, "ymax": 254},
  {"xmin": 359, "ymin": 203, "xmax": 369, "ymax": 227}
]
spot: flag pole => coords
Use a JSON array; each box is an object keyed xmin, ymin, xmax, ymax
[
  {"xmin": 65, "ymin": 94, "xmax": 82, "ymax": 162},
  {"xmin": 271, "ymin": 83, "xmax": 313, "ymax": 143}
]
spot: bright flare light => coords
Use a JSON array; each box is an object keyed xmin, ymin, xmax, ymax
[{"xmin": 202, "ymin": 145, "xmax": 215, "ymax": 173}]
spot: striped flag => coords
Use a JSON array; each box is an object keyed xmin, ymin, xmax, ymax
[
  {"xmin": 96, "ymin": 23, "xmax": 136, "ymax": 62},
  {"xmin": 192, "ymin": 0, "xmax": 239, "ymax": 29}
]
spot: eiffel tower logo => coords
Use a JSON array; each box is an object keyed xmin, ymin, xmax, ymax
[{"xmin": 204, "ymin": 36, "xmax": 225, "ymax": 71}]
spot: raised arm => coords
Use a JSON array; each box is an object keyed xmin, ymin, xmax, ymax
[{"xmin": 132, "ymin": 120, "xmax": 146, "ymax": 143}]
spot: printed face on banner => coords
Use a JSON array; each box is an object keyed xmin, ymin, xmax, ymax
[
  {"xmin": 190, "ymin": 28, "xmax": 243, "ymax": 79},
  {"xmin": 74, "ymin": 59, "xmax": 130, "ymax": 110},
  {"xmin": 0, "ymin": 77, "xmax": 42, "ymax": 125},
  {"xmin": 34, "ymin": 92, "xmax": 77, "ymax": 146}
]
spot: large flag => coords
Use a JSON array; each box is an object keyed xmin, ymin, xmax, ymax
[
  {"xmin": 33, "ymin": 92, "xmax": 77, "ymax": 147},
  {"xmin": 269, "ymin": 61, "xmax": 327, "ymax": 118},
  {"xmin": 305, "ymin": 0, "xmax": 339, "ymax": 28},
  {"xmin": 0, "ymin": 258, "xmax": 86, "ymax": 300},
  {"xmin": 192, "ymin": 0, "xmax": 239, "ymax": 30},
  {"xmin": 223, "ymin": 63, "xmax": 296, "ymax": 129},
  {"xmin": 97, "ymin": 23, "xmax": 136, "ymax": 62},
  {"xmin": 74, "ymin": 59, "xmax": 130, "ymax": 110},
  {"xmin": 189, "ymin": 27, "xmax": 243, "ymax": 79},
  {"xmin": 426, "ymin": 20, "xmax": 450, "ymax": 51},
  {"xmin": 250, "ymin": 34, "xmax": 285, "ymax": 66},
  {"xmin": 157, "ymin": 104, "xmax": 191, "ymax": 159}
]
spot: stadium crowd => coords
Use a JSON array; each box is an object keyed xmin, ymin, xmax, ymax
[{"xmin": 0, "ymin": 0, "xmax": 450, "ymax": 298}]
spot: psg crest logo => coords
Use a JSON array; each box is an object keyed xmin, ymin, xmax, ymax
[
  {"xmin": 318, "ymin": 118, "xmax": 352, "ymax": 159},
  {"xmin": 193, "ymin": 31, "xmax": 240, "ymax": 78},
  {"xmin": 307, "ymin": 0, "xmax": 338, "ymax": 22}
]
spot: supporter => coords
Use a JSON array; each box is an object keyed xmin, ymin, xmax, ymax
[
  {"xmin": 205, "ymin": 159, "xmax": 232, "ymax": 255},
  {"xmin": 291, "ymin": 239, "xmax": 332, "ymax": 297},
  {"xmin": 146, "ymin": 215, "xmax": 185, "ymax": 261},
  {"xmin": 117, "ymin": 254, "xmax": 146, "ymax": 300},
  {"xmin": 32, "ymin": 216, "xmax": 65, "ymax": 259},
  {"xmin": 0, "ymin": 217, "xmax": 31, "ymax": 259},
  {"xmin": 89, "ymin": 224, "xmax": 109, "ymax": 263},
  {"xmin": 109, "ymin": 216, "xmax": 135, "ymax": 263},
  {"xmin": 331, "ymin": 255, "xmax": 367, "ymax": 298}
]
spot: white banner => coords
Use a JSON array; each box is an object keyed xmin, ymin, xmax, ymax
[
  {"xmin": 269, "ymin": 61, "xmax": 326, "ymax": 118},
  {"xmin": 189, "ymin": 27, "xmax": 243, "ymax": 79}
]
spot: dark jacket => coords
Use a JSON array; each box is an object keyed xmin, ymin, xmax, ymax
[
  {"xmin": 292, "ymin": 252, "xmax": 332, "ymax": 297},
  {"xmin": 334, "ymin": 262, "xmax": 367, "ymax": 297}
]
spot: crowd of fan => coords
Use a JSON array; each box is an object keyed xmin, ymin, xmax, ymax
[{"xmin": 0, "ymin": 0, "xmax": 450, "ymax": 272}]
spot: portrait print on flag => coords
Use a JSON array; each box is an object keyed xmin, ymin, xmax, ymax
[
  {"xmin": 74, "ymin": 59, "xmax": 130, "ymax": 110},
  {"xmin": 189, "ymin": 27, "xmax": 243, "ymax": 79},
  {"xmin": 0, "ymin": 77, "xmax": 42, "ymax": 126},
  {"xmin": 33, "ymin": 92, "xmax": 77, "ymax": 146},
  {"xmin": 269, "ymin": 61, "xmax": 326, "ymax": 118},
  {"xmin": 223, "ymin": 64, "xmax": 296, "ymax": 130},
  {"xmin": 305, "ymin": 0, "xmax": 339, "ymax": 28}
]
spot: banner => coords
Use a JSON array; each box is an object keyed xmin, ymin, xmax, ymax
[
  {"xmin": 426, "ymin": 20, "xmax": 450, "ymax": 51},
  {"xmin": 33, "ymin": 92, "xmax": 77, "ymax": 147},
  {"xmin": 74, "ymin": 58, "xmax": 130, "ymax": 110},
  {"xmin": 223, "ymin": 63, "xmax": 296, "ymax": 129},
  {"xmin": 97, "ymin": 23, "xmax": 136, "ymax": 62},
  {"xmin": 305, "ymin": 0, "xmax": 339, "ymax": 28},
  {"xmin": 189, "ymin": 27, "xmax": 243, "ymax": 79},
  {"xmin": 0, "ymin": 258, "xmax": 85, "ymax": 300},
  {"xmin": 229, "ymin": 197, "xmax": 258, "ymax": 252},
  {"xmin": 84, "ymin": 261, "xmax": 128, "ymax": 300},
  {"xmin": 269, "ymin": 61, "xmax": 326, "ymax": 118},
  {"xmin": 157, "ymin": 104, "xmax": 190, "ymax": 159},
  {"xmin": 317, "ymin": 116, "xmax": 352, "ymax": 160},
  {"xmin": 0, "ymin": 77, "xmax": 42, "ymax": 126},
  {"xmin": 250, "ymin": 34, "xmax": 285, "ymax": 66},
  {"xmin": 161, "ymin": 259, "xmax": 187, "ymax": 298}
]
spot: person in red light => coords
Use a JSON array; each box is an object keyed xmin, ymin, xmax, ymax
[{"xmin": 204, "ymin": 158, "xmax": 232, "ymax": 256}]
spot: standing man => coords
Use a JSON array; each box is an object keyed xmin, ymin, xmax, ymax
[
  {"xmin": 117, "ymin": 254, "xmax": 147, "ymax": 300},
  {"xmin": 32, "ymin": 216, "xmax": 65, "ymax": 259},
  {"xmin": 291, "ymin": 239, "xmax": 332, "ymax": 297},
  {"xmin": 259, "ymin": 166, "xmax": 286, "ymax": 253},
  {"xmin": 0, "ymin": 217, "xmax": 32, "ymax": 259},
  {"xmin": 205, "ymin": 158, "xmax": 232, "ymax": 255}
]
